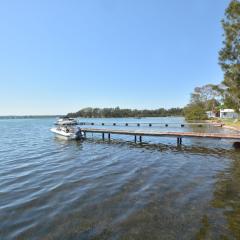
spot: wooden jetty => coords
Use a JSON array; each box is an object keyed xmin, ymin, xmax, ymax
[
  {"xmin": 79, "ymin": 122, "xmax": 223, "ymax": 128},
  {"xmin": 81, "ymin": 128, "xmax": 240, "ymax": 145}
]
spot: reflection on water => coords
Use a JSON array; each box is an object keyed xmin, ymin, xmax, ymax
[
  {"xmin": 0, "ymin": 117, "xmax": 240, "ymax": 239},
  {"xmin": 193, "ymin": 150, "xmax": 240, "ymax": 240},
  {"xmin": 211, "ymin": 152, "xmax": 240, "ymax": 239}
]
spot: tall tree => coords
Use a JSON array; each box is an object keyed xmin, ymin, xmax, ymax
[
  {"xmin": 190, "ymin": 84, "xmax": 221, "ymax": 111},
  {"xmin": 184, "ymin": 84, "xmax": 222, "ymax": 121},
  {"xmin": 219, "ymin": 0, "xmax": 240, "ymax": 111}
]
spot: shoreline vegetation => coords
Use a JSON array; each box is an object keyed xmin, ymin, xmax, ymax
[
  {"xmin": 66, "ymin": 107, "xmax": 183, "ymax": 118},
  {"xmin": 209, "ymin": 119, "xmax": 240, "ymax": 132},
  {"xmin": 223, "ymin": 123, "xmax": 240, "ymax": 132}
]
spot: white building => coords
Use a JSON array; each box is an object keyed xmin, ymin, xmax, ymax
[
  {"xmin": 206, "ymin": 111, "xmax": 217, "ymax": 118},
  {"xmin": 220, "ymin": 109, "xmax": 239, "ymax": 119}
]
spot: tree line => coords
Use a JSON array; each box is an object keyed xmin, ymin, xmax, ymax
[
  {"xmin": 67, "ymin": 107, "xmax": 183, "ymax": 118},
  {"xmin": 185, "ymin": 0, "xmax": 240, "ymax": 120}
]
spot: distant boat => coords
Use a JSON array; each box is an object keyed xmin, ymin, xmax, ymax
[
  {"xmin": 54, "ymin": 117, "xmax": 78, "ymax": 125},
  {"xmin": 51, "ymin": 117, "xmax": 84, "ymax": 140}
]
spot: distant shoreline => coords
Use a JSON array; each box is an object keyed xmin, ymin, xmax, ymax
[
  {"xmin": 0, "ymin": 115, "xmax": 63, "ymax": 119},
  {"xmin": 67, "ymin": 107, "xmax": 184, "ymax": 118},
  {"xmin": 0, "ymin": 115, "xmax": 184, "ymax": 120}
]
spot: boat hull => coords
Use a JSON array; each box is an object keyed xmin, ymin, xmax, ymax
[{"xmin": 50, "ymin": 128, "xmax": 84, "ymax": 140}]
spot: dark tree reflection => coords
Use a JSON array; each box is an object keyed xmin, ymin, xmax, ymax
[{"xmin": 211, "ymin": 151, "xmax": 240, "ymax": 239}]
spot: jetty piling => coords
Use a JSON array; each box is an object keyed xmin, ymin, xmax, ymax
[{"xmin": 177, "ymin": 137, "xmax": 183, "ymax": 145}]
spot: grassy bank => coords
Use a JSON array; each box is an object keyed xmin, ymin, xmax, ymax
[
  {"xmin": 221, "ymin": 119, "xmax": 240, "ymax": 131},
  {"xmin": 207, "ymin": 118, "xmax": 240, "ymax": 132}
]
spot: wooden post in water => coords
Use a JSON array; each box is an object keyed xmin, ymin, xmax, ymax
[
  {"xmin": 108, "ymin": 133, "xmax": 111, "ymax": 141},
  {"xmin": 139, "ymin": 136, "xmax": 142, "ymax": 143},
  {"xmin": 102, "ymin": 133, "xmax": 105, "ymax": 140},
  {"xmin": 165, "ymin": 124, "xmax": 168, "ymax": 127},
  {"xmin": 233, "ymin": 142, "xmax": 240, "ymax": 149},
  {"xmin": 177, "ymin": 137, "xmax": 182, "ymax": 145},
  {"xmin": 149, "ymin": 123, "xmax": 152, "ymax": 127},
  {"xmin": 137, "ymin": 123, "xmax": 140, "ymax": 127},
  {"xmin": 134, "ymin": 135, "xmax": 137, "ymax": 143}
]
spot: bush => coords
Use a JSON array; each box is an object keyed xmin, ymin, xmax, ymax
[{"xmin": 184, "ymin": 104, "xmax": 208, "ymax": 121}]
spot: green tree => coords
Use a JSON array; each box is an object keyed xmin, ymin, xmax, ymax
[
  {"xmin": 184, "ymin": 103, "xmax": 208, "ymax": 121},
  {"xmin": 219, "ymin": 0, "xmax": 240, "ymax": 111},
  {"xmin": 186, "ymin": 84, "xmax": 221, "ymax": 120},
  {"xmin": 190, "ymin": 84, "xmax": 221, "ymax": 112},
  {"xmin": 66, "ymin": 107, "xmax": 183, "ymax": 118}
]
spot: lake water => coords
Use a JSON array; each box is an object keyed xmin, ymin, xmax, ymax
[{"xmin": 0, "ymin": 117, "xmax": 240, "ymax": 239}]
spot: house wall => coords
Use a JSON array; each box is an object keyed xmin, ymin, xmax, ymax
[
  {"xmin": 206, "ymin": 111, "xmax": 217, "ymax": 118},
  {"xmin": 220, "ymin": 111, "xmax": 239, "ymax": 119}
]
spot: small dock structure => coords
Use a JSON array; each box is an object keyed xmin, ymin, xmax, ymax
[{"xmin": 81, "ymin": 127, "xmax": 240, "ymax": 146}]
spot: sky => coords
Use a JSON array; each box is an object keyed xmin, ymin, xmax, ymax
[{"xmin": 0, "ymin": 0, "xmax": 230, "ymax": 115}]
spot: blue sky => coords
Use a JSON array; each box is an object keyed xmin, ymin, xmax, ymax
[{"xmin": 0, "ymin": 0, "xmax": 230, "ymax": 115}]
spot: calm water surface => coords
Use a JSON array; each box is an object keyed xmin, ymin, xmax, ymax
[{"xmin": 0, "ymin": 117, "xmax": 240, "ymax": 239}]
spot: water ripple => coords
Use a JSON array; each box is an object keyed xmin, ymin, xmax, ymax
[{"xmin": 0, "ymin": 118, "xmax": 240, "ymax": 239}]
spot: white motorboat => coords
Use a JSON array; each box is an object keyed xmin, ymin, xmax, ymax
[
  {"xmin": 51, "ymin": 118, "xmax": 84, "ymax": 140},
  {"xmin": 55, "ymin": 117, "xmax": 78, "ymax": 125}
]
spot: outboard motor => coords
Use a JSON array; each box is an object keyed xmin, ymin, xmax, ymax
[{"xmin": 76, "ymin": 127, "xmax": 83, "ymax": 140}]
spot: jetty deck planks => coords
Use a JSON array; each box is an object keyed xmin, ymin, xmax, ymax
[{"xmin": 81, "ymin": 128, "xmax": 240, "ymax": 140}]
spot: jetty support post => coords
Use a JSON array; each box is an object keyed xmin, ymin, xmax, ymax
[
  {"xmin": 134, "ymin": 135, "xmax": 137, "ymax": 143},
  {"xmin": 108, "ymin": 133, "xmax": 111, "ymax": 141},
  {"xmin": 233, "ymin": 142, "xmax": 240, "ymax": 149},
  {"xmin": 139, "ymin": 136, "xmax": 142, "ymax": 143},
  {"xmin": 177, "ymin": 137, "xmax": 182, "ymax": 145},
  {"xmin": 102, "ymin": 133, "xmax": 105, "ymax": 140}
]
